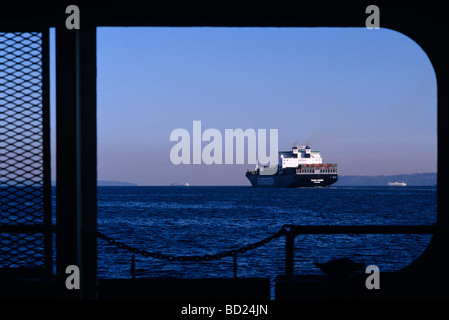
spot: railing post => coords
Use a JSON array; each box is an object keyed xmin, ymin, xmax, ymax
[
  {"xmin": 131, "ymin": 255, "xmax": 136, "ymax": 279},
  {"xmin": 285, "ymin": 231, "xmax": 295, "ymax": 281},
  {"xmin": 233, "ymin": 253, "xmax": 238, "ymax": 278}
]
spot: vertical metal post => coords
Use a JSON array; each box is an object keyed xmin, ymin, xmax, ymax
[
  {"xmin": 233, "ymin": 253, "xmax": 238, "ymax": 279},
  {"xmin": 56, "ymin": 26, "xmax": 80, "ymax": 299},
  {"xmin": 56, "ymin": 23, "xmax": 97, "ymax": 300},
  {"xmin": 285, "ymin": 232, "xmax": 295, "ymax": 281},
  {"xmin": 41, "ymin": 28, "xmax": 52, "ymax": 281},
  {"xmin": 78, "ymin": 24, "xmax": 97, "ymax": 301},
  {"xmin": 131, "ymin": 255, "xmax": 136, "ymax": 279}
]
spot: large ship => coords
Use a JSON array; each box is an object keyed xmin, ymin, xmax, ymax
[{"xmin": 246, "ymin": 145, "xmax": 338, "ymax": 187}]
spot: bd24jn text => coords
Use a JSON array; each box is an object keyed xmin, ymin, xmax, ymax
[{"xmin": 181, "ymin": 304, "xmax": 268, "ymax": 317}]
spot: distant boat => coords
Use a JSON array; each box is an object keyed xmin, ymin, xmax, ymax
[
  {"xmin": 388, "ymin": 181, "xmax": 406, "ymax": 186},
  {"xmin": 170, "ymin": 182, "xmax": 190, "ymax": 186}
]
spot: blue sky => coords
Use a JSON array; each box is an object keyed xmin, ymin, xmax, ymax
[{"xmin": 52, "ymin": 27, "xmax": 437, "ymax": 185}]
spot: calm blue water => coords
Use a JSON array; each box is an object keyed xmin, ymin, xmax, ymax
[{"xmin": 97, "ymin": 186, "xmax": 437, "ymax": 286}]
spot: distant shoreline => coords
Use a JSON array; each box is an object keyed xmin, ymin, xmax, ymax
[
  {"xmin": 334, "ymin": 172, "xmax": 436, "ymax": 186},
  {"xmin": 50, "ymin": 180, "xmax": 139, "ymax": 187},
  {"xmin": 97, "ymin": 172, "xmax": 437, "ymax": 188},
  {"xmin": 47, "ymin": 173, "xmax": 436, "ymax": 187},
  {"xmin": 96, "ymin": 180, "xmax": 139, "ymax": 186}
]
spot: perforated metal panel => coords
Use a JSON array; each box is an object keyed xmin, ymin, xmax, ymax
[{"xmin": 0, "ymin": 31, "xmax": 51, "ymax": 275}]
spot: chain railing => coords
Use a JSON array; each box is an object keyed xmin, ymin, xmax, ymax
[
  {"xmin": 97, "ymin": 225, "xmax": 288, "ymax": 263},
  {"xmin": 97, "ymin": 224, "xmax": 435, "ymax": 280}
]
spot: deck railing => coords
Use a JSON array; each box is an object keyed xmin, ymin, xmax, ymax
[{"xmin": 282, "ymin": 224, "xmax": 436, "ymax": 281}]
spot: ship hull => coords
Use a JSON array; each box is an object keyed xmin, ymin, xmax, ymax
[{"xmin": 246, "ymin": 172, "xmax": 338, "ymax": 188}]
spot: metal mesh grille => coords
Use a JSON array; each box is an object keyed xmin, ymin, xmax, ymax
[
  {"xmin": 0, "ymin": 31, "xmax": 50, "ymax": 273},
  {"xmin": 0, "ymin": 233, "xmax": 45, "ymax": 268}
]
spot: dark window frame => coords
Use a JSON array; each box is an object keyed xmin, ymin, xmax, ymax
[{"xmin": 0, "ymin": 3, "xmax": 446, "ymax": 300}]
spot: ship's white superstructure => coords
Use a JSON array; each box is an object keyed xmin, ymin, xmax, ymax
[{"xmin": 279, "ymin": 145, "xmax": 322, "ymax": 169}]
